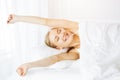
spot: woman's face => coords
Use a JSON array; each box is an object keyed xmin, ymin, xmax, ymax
[{"xmin": 49, "ymin": 28, "xmax": 73, "ymax": 49}]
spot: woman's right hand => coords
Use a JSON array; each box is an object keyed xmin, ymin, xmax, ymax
[
  {"xmin": 7, "ymin": 14, "xmax": 18, "ymax": 24},
  {"xmin": 16, "ymin": 63, "xmax": 30, "ymax": 76}
]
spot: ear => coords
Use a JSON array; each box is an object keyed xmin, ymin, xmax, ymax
[{"xmin": 56, "ymin": 46, "xmax": 63, "ymax": 50}]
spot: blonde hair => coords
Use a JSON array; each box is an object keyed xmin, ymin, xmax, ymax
[{"xmin": 45, "ymin": 32, "xmax": 56, "ymax": 48}]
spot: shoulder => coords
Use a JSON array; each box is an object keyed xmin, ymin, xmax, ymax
[
  {"xmin": 67, "ymin": 47, "xmax": 79, "ymax": 53},
  {"xmin": 66, "ymin": 47, "xmax": 80, "ymax": 59}
]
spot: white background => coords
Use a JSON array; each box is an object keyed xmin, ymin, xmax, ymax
[{"xmin": 48, "ymin": 0, "xmax": 120, "ymax": 21}]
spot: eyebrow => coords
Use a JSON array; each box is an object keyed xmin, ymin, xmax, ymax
[{"xmin": 57, "ymin": 29, "xmax": 59, "ymax": 33}]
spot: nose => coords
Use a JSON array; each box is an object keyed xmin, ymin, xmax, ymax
[
  {"xmin": 58, "ymin": 32, "xmax": 65, "ymax": 41},
  {"xmin": 58, "ymin": 32, "xmax": 63, "ymax": 38}
]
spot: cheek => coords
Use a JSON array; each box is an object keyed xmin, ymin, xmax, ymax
[
  {"xmin": 66, "ymin": 36, "xmax": 73, "ymax": 43},
  {"xmin": 60, "ymin": 41, "xmax": 68, "ymax": 46},
  {"xmin": 58, "ymin": 40, "xmax": 64, "ymax": 45},
  {"xmin": 67, "ymin": 35, "xmax": 72, "ymax": 41},
  {"xmin": 57, "ymin": 40, "xmax": 65, "ymax": 47}
]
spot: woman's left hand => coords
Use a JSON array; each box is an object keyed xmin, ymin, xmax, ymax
[{"xmin": 16, "ymin": 63, "xmax": 30, "ymax": 76}]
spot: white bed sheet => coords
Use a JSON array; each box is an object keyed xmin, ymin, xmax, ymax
[{"xmin": 8, "ymin": 21, "xmax": 120, "ymax": 80}]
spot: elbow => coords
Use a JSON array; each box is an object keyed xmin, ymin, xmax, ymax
[
  {"xmin": 74, "ymin": 53, "xmax": 80, "ymax": 60},
  {"xmin": 69, "ymin": 52, "xmax": 80, "ymax": 60}
]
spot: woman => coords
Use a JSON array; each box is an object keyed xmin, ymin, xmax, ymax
[{"xmin": 7, "ymin": 14, "xmax": 80, "ymax": 76}]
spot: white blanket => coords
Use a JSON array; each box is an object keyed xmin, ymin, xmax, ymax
[{"xmin": 84, "ymin": 22, "xmax": 120, "ymax": 80}]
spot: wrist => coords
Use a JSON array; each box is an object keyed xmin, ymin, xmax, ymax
[
  {"xmin": 25, "ymin": 63, "xmax": 31, "ymax": 69},
  {"xmin": 16, "ymin": 15, "xmax": 22, "ymax": 22}
]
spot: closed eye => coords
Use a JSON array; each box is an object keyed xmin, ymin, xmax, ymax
[{"xmin": 55, "ymin": 36, "xmax": 59, "ymax": 42}]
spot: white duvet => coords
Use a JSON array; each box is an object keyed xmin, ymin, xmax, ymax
[
  {"xmin": 83, "ymin": 22, "xmax": 120, "ymax": 80},
  {"xmin": 8, "ymin": 21, "xmax": 120, "ymax": 80}
]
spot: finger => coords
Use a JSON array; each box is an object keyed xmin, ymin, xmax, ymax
[
  {"xmin": 17, "ymin": 68, "xmax": 22, "ymax": 75},
  {"xmin": 10, "ymin": 15, "xmax": 13, "ymax": 20},
  {"xmin": 10, "ymin": 15, "xmax": 12, "ymax": 18},
  {"xmin": 20, "ymin": 68, "xmax": 24, "ymax": 76},
  {"xmin": 7, "ymin": 14, "xmax": 12, "ymax": 20},
  {"xmin": 22, "ymin": 68, "xmax": 27, "ymax": 76},
  {"xmin": 17, "ymin": 68, "xmax": 23, "ymax": 76},
  {"xmin": 19, "ymin": 68, "xmax": 27, "ymax": 76},
  {"xmin": 7, "ymin": 18, "xmax": 12, "ymax": 24},
  {"xmin": 21, "ymin": 72, "xmax": 26, "ymax": 76},
  {"xmin": 7, "ymin": 20, "xmax": 9, "ymax": 23}
]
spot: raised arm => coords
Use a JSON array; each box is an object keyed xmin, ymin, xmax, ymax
[
  {"xmin": 7, "ymin": 14, "xmax": 47, "ymax": 25},
  {"xmin": 16, "ymin": 48, "xmax": 79, "ymax": 76},
  {"xmin": 46, "ymin": 18, "xmax": 79, "ymax": 32},
  {"xmin": 7, "ymin": 14, "xmax": 79, "ymax": 32}
]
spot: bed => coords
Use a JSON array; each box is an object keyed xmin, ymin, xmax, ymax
[{"xmin": 4, "ymin": 21, "xmax": 120, "ymax": 80}]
